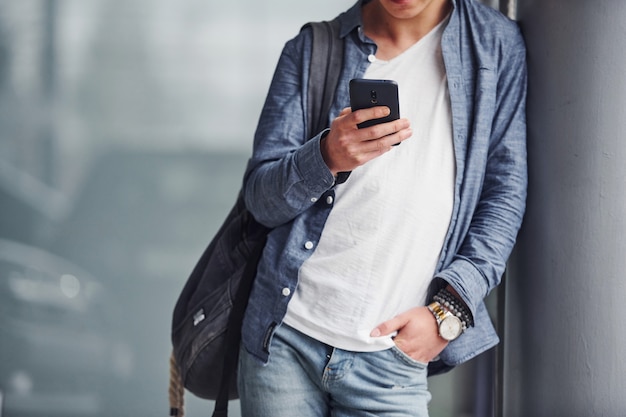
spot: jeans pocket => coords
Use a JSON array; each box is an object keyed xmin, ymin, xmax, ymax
[{"xmin": 390, "ymin": 344, "xmax": 429, "ymax": 369}]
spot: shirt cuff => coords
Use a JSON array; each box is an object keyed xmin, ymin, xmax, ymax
[{"xmin": 294, "ymin": 129, "xmax": 336, "ymax": 193}]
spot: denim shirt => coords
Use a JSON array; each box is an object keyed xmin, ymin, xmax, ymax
[{"xmin": 241, "ymin": 0, "xmax": 527, "ymax": 370}]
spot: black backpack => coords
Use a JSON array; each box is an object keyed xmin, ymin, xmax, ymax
[{"xmin": 169, "ymin": 18, "xmax": 345, "ymax": 417}]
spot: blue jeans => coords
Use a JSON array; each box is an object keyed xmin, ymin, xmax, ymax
[{"xmin": 238, "ymin": 324, "xmax": 431, "ymax": 417}]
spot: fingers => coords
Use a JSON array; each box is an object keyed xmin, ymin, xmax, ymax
[
  {"xmin": 338, "ymin": 107, "xmax": 352, "ymax": 116},
  {"xmin": 371, "ymin": 307, "xmax": 448, "ymax": 363},
  {"xmin": 320, "ymin": 107, "xmax": 412, "ymax": 175},
  {"xmin": 360, "ymin": 122, "xmax": 412, "ymax": 152},
  {"xmin": 350, "ymin": 107, "xmax": 410, "ymax": 140},
  {"xmin": 370, "ymin": 312, "xmax": 409, "ymax": 337},
  {"xmin": 350, "ymin": 105, "xmax": 392, "ymax": 126},
  {"xmin": 339, "ymin": 115, "xmax": 412, "ymax": 158}
]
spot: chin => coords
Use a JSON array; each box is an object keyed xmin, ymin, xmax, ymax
[{"xmin": 380, "ymin": 0, "xmax": 429, "ymax": 17}]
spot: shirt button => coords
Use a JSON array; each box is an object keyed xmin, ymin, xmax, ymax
[
  {"xmin": 310, "ymin": 197, "xmax": 318, "ymax": 203},
  {"xmin": 304, "ymin": 241, "xmax": 314, "ymax": 250},
  {"xmin": 282, "ymin": 287, "xmax": 291, "ymax": 297},
  {"xmin": 368, "ymin": 54, "xmax": 376, "ymax": 63},
  {"xmin": 326, "ymin": 196, "xmax": 334, "ymax": 205}
]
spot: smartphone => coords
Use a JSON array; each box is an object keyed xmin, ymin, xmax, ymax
[{"xmin": 349, "ymin": 78, "xmax": 400, "ymax": 129}]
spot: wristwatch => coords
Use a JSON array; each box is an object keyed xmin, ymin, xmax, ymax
[{"xmin": 427, "ymin": 301, "xmax": 464, "ymax": 341}]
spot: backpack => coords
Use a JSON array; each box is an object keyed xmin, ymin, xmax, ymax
[{"xmin": 169, "ymin": 18, "xmax": 345, "ymax": 417}]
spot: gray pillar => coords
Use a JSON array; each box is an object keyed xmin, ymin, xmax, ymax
[{"xmin": 503, "ymin": 1, "xmax": 626, "ymax": 416}]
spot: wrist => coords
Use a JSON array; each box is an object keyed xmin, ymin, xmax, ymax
[
  {"xmin": 319, "ymin": 130, "xmax": 338, "ymax": 176},
  {"xmin": 434, "ymin": 287, "xmax": 474, "ymax": 328},
  {"xmin": 427, "ymin": 301, "xmax": 465, "ymax": 342}
]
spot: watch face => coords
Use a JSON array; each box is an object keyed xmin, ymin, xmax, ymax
[{"xmin": 439, "ymin": 315, "xmax": 463, "ymax": 341}]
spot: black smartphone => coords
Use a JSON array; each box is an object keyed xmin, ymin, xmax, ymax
[{"xmin": 349, "ymin": 78, "xmax": 400, "ymax": 129}]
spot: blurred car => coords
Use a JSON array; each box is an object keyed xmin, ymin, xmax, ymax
[{"xmin": 0, "ymin": 238, "xmax": 132, "ymax": 417}]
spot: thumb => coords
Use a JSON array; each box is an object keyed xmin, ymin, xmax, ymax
[{"xmin": 370, "ymin": 314, "xmax": 409, "ymax": 338}]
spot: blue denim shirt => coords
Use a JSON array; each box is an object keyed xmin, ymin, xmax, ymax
[{"xmin": 241, "ymin": 0, "xmax": 527, "ymax": 370}]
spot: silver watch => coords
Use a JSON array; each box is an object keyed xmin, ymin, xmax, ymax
[{"xmin": 427, "ymin": 301, "xmax": 464, "ymax": 341}]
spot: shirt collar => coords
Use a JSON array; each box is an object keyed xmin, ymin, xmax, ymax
[{"xmin": 336, "ymin": 0, "xmax": 365, "ymax": 39}]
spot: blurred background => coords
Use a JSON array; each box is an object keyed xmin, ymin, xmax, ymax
[{"xmin": 0, "ymin": 1, "xmax": 503, "ymax": 416}]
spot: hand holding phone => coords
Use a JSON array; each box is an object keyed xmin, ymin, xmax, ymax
[
  {"xmin": 320, "ymin": 78, "xmax": 410, "ymax": 175},
  {"xmin": 349, "ymin": 78, "xmax": 400, "ymax": 129}
]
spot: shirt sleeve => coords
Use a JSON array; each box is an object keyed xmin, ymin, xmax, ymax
[
  {"xmin": 243, "ymin": 30, "xmax": 336, "ymax": 228},
  {"xmin": 436, "ymin": 36, "xmax": 528, "ymax": 318}
]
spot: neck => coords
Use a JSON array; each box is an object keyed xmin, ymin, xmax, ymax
[{"xmin": 363, "ymin": 0, "xmax": 451, "ymax": 59}]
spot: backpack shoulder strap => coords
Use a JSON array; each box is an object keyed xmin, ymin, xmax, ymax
[
  {"xmin": 304, "ymin": 17, "xmax": 351, "ymax": 183},
  {"xmin": 304, "ymin": 18, "xmax": 344, "ymax": 138}
]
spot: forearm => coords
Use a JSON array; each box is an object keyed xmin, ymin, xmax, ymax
[
  {"xmin": 439, "ymin": 42, "xmax": 527, "ymax": 315},
  {"xmin": 244, "ymin": 133, "xmax": 335, "ymax": 227},
  {"xmin": 436, "ymin": 163, "xmax": 526, "ymax": 319}
]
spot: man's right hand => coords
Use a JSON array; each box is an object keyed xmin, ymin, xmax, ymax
[{"xmin": 320, "ymin": 106, "xmax": 412, "ymax": 176}]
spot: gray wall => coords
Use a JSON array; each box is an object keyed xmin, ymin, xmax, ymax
[{"xmin": 503, "ymin": 1, "xmax": 626, "ymax": 415}]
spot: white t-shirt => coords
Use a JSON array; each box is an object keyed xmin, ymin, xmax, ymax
[{"xmin": 283, "ymin": 17, "xmax": 454, "ymax": 352}]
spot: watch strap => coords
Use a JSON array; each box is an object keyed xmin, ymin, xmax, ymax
[{"xmin": 427, "ymin": 301, "xmax": 447, "ymax": 325}]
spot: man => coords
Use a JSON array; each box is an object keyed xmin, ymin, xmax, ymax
[{"xmin": 239, "ymin": 0, "xmax": 527, "ymax": 415}]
